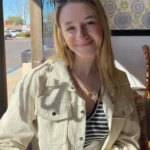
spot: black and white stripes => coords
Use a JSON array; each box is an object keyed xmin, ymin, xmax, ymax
[{"xmin": 84, "ymin": 101, "xmax": 109, "ymax": 147}]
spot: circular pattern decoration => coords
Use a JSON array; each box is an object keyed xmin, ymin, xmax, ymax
[
  {"xmin": 104, "ymin": 1, "xmax": 116, "ymax": 14},
  {"xmin": 131, "ymin": 1, "xmax": 144, "ymax": 14},
  {"xmin": 142, "ymin": 12, "xmax": 150, "ymax": 28},
  {"xmin": 114, "ymin": 12, "xmax": 132, "ymax": 29}
]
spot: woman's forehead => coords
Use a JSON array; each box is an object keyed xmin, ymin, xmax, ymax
[
  {"xmin": 59, "ymin": 3, "xmax": 98, "ymax": 25},
  {"xmin": 55, "ymin": 0, "xmax": 96, "ymax": 6}
]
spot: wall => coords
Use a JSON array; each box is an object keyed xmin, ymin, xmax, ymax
[
  {"xmin": 111, "ymin": 36, "xmax": 150, "ymax": 88},
  {"xmin": 101, "ymin": 0, "xmax": 150, "ymax": 30}
]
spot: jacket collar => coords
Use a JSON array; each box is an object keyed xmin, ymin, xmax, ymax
[
  {"xmin": 46, "ymin": 59, "xmax": 117, "ymax": 95},
  {"xmin": 46, "ymin": 59, "xmax": 75, "ymax": 91}
]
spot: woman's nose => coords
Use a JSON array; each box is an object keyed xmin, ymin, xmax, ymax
[{"xmin": 76, "ymin": 26, "xmax": 88, "ymax": 40}]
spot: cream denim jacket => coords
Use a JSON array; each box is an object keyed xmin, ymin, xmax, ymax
[{"xmin": 0, "ymin": 59, "xmax": 140, "ymax": 150}]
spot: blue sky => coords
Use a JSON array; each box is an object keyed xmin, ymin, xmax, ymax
[
  {"xmin": 3, "ymin": 0, "xmax": 54, "ymax": 25},
  {"xmin": 3, "ymin": 0, "xmax": 13, "ymax": 20},
  {"xmin": 3, "ymin": 0, "xmax": 30, "ymax": 24}
]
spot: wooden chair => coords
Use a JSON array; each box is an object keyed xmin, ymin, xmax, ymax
[
  {"xmin": 142, "ymin": 45, "xmax": 150, "ymax": 150},
  {"xmin": 142, "ymin": 45, "xmax": 150, "ymax": 99}
]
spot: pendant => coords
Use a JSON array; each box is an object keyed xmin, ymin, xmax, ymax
[{"xmin": 90, "ymin": 91, "xmax": 98, "ymax": 101}]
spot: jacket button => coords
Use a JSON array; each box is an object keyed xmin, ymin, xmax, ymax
[
  {"xmin": 71, "ymin": 86, "xmax": 74, "ymax": 89},
  {"xmin": 79, "ymin": 137, "xmax": 83, "ymax": 141},
  {"xmin": 52, "ymin": 112, "xmax": 56, "ymax": 116},
  {"xmin": 122, "ymin": 111, "xmax": 125, "ymax": 116},
  {"xmin": 81, "ymin": 110, "xmax": 85, "ymax": 114},
  {"xmin": 110, "ymin": 92, "xmax": 114, "ymax": 96}
]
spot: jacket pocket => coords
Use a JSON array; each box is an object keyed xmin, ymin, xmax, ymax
[
  {"xmin": 113, "ymin": 100, "xmax": 133, "ymax": 118},
  {"xmin": 37, "ymin": 100, "xmax": 72, "ymax": 145}
]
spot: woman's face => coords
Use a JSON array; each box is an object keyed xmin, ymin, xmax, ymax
[{"xmin": 59, "ymin": 2, "xmax": 102, "ymax": 59}]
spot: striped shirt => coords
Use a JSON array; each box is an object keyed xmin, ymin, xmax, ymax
[{"xmin": 84, "ymin": 101, "xmax": 109, "ymax": 147}]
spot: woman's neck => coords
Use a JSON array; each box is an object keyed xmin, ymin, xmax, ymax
[{"xmin": 71, "ymin": 55, "xmax": 98, "ymax": 79}]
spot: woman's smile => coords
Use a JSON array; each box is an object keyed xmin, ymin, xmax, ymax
[{"xmin": 75, "ymin": 41, "xmax": 94, "ymax": 47}]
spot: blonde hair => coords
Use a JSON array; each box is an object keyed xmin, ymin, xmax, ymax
[{"xmin": 53, "ymin": 0, "xmax": 120, "ymax": 96}]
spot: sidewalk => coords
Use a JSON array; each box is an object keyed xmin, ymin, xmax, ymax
[
  {"xmin": 7, "ymin": 68, "xmax": 22, "ymax": 100},
  {"xmin": 7, "ymin": 63, "xmax": 32, "ymax": 101}
]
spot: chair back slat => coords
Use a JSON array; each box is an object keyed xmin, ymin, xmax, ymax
[{"xmin": 142, "ymin": 45, "xmax": 150, "ymax": 99}]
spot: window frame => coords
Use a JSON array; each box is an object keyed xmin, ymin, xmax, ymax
[{"xmin": 0, "ymin": 0, "xmax": 8, "ymax": 118}]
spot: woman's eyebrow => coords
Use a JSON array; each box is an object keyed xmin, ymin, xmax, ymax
[
  {"xmin": 64, "ymin": 21, "xmax": 73, "ymax": 26},
  {"xmin": 64, "ymin": 15, "xmax": 97, "ymax": 26},
  {"xmin": 84, "ymin": 15, "xmax": 97, "ymax": 20}
]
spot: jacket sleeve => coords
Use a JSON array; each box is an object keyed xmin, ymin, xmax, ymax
[
  {"xmin": 0, "ymin": 71, "xmax": 38, "ymax": 150},
  {"xmin": 111, "ymin": 74, "xmax": 141, "ymax": 150}
]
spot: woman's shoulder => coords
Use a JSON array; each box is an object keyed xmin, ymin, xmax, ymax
[
  {"xmin": 28, "ymin": 57, "xmax": 65, "ymax": 77},
  {"xmin": 116, "ymin": 68, "xmax": 129, "ymax": 85},
  {"xmin": 24, "ymin": 57, "xmax": 69, "ymax": 85},
  {"xmin": 20, "ymin": 57, "xmax": 68, "ymax": 96}
]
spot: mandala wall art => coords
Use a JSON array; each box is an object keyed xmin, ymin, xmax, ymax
[{"xmin": 100, "ymin": 0, "xmax": 150, "ymax": 35}]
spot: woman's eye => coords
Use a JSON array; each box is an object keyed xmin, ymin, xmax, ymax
[
  {"xmin": 87, "ymin": 21, "xmax": 95, "ymax": 25},
  {"xmin": 66, "ymin": 27, "xmax": 75, "ymax": 31}
]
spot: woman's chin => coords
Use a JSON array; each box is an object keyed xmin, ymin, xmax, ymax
[{"xmin": 76, "ymin": 52, "xmax": 96, "ymax": 59}]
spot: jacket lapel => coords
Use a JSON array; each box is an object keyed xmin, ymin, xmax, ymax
[
  {"xmin": 101, "ymin": 87, "xmax": 116, "ymax": 150},
  {"xmin": 46, "ymin": 60, "xmax": 71, "ymax": 87},
  {"xmin": 102, "ymin": 91, "xmax": 114, "ymax": 130}
]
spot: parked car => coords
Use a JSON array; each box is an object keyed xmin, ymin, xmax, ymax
[
  {"xmin": 16, "ymin": 29, "xmax": 22, "ymax": 33},
  {"xmin": 9, "ymin": 30, "xmax": 18, "ymax": 37},
  {"xmin": 4, "ymin": 30, "xmax": 12, "ymax": 38}
]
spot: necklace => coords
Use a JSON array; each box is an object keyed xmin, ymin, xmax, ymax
[{"xmin": 71, "ymin": 69, "xmax": 100, "ymax": 101}]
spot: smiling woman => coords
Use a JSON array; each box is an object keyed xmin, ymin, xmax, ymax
[
  {"xmin": 0, "ymin": 0, "xmax": 141, "ymax": 150},
  {"xmin": 59, "ymin": 2, "xmax": 102, "ymax": 59}
]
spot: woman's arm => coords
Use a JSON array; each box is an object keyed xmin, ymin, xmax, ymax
[
  {"xmin": 0, "ymin": 71, "xmax": 38, "ymax": 150},
  {"xmin": 111, "ymin": 76, "xmax": 141, "ymax": 150}
]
